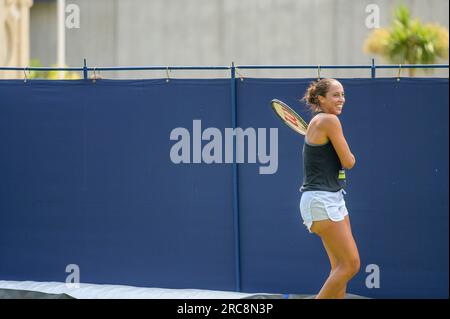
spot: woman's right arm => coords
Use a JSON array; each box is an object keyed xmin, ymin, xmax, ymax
[{"xmin": 321, "ymin": 114, "xmax": 355, "ymax": 169}]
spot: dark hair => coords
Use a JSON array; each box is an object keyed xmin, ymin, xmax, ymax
[{"xmin": 302, "ymin": 78, "xmax": 338, "ymax": 112}]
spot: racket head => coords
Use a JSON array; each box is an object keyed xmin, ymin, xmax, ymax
[{"xmin": 271, "ymin": 99, "xmax": 308, "ymax": 135}]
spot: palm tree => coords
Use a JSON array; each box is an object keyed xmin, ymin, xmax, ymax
[{"xmin": 364, "ymin": 3, "xmax": 449, "ymax": 76}]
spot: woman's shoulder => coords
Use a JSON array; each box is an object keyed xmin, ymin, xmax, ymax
[{"xmin": 311, "ymin": 113, "xmax": 340, "ymax": 128}]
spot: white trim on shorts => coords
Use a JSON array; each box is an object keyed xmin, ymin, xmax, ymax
[{"xmin": 299, "ymin": 189, "xmax": 348, "ymax": 233}]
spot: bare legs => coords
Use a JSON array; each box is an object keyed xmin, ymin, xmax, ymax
[
  {"xmin": 310, "ymin": 215, "xmax": 360, "ymax": 299},
  {"xmin": 321, "ymin": 239, "xmax": 347, "ymax": 299}
]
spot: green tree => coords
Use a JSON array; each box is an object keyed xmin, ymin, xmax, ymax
[
  {"xmin": 28, "ymin": 59, "xmax": 81, "ymax": 80},
  {"xmin": 364, "ymin": 3, "xmax": 449, "ymax": 76}
]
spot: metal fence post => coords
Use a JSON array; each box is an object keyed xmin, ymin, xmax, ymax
[
  {"xmin": 83, "ymin": 59, "xmax": 88, "ymax": 80},
  {"xmin": 371, "ymin": 58, "xmax": 376, "ymax": 79},
  {"xmin": 230, "ymin": 62, "xmax": 241, "ymax": 292}
]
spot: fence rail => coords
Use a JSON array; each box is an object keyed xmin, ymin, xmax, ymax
[{"xmin": 0, "ymin": 58, "xmax": 448, "ymax": 80}]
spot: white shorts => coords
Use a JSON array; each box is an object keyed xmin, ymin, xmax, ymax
[{"xmin": 299, "ymin": 189, "xmax": 348, "ymax": 233}]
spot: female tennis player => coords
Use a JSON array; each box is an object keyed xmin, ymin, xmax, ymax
[{"xmin": 299, "ymin": 78, "xmax": 360, "ymax": 299}]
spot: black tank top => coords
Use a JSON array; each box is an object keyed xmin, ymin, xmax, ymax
[{"xmin": 300, "ymin": 115, "xmax": 346, "ymax": 192}]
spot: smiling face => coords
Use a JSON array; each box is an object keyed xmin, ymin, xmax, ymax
[{"xmin": 317, "ymin": 81, "xmax": 345, "ymax": 115}]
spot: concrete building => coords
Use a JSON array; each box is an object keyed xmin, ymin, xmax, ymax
[
  {"xmin": 24, "ymin": 0, "xmax": 450, "ymax": 78},
  {"xmin": 0, "ymin": 0, "xmax": 33, "ymax": 78}
]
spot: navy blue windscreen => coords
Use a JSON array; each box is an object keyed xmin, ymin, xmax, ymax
[
  {"xmin": 0, "ymin": 79, "xmax": 235, "ymax": 290},
  {"xmin": 0, "ymin": 78, "xmax": 448, "ymax": 298},
  {"xmin": 236, "ymin": 78, "xmax": 448, "ymax": 298}
]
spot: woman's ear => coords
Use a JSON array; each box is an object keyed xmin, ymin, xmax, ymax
[{"xmin": 317, "ymin": 95, "xmax": 325, "ymax": 105}]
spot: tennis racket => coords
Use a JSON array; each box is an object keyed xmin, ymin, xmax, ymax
[{"xmin": 271, "ymin": 99, "xmax": 308, "ymax": 135}]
